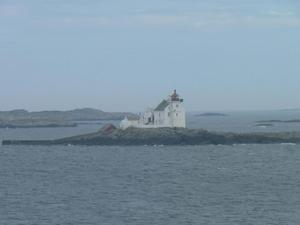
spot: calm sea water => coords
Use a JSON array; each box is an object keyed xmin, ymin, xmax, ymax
[{"xmin": 1, "ymin": 111, "xmax": 300, "ymax": 225}]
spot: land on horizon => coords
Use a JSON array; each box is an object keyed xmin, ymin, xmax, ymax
[{"xmin": 0, "ymin": 108, "xmax": 137, "ymax": 128}]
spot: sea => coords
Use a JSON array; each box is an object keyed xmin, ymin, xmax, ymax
[{"xmin": 1, "ymin": 110, "xmax": 300, "ymax": 225}]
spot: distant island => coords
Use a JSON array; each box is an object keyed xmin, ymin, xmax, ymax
[
  {"xmin": 0, "ymin": 120, "xmax": 77, "ymax": 129},
  {"xmin": 196, "ymin": 113, "xmax": 229, "ymax": 117},
  {"xmin": 255, "ymin": 123, "xmax": 274, "ymax": 128},
  {"xmin": 0, "ymin": 108, "xmax": 137, "ymax": 128},
  {"xmin": 256, "ymin": 120, "xmax": 300, "ymax": 124},
  {"xmin": 3, "ymin": 124, "xmax": 300, "ymax": 146}
]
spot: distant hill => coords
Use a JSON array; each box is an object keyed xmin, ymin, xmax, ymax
[{"xmin": 0, "ymin": 108, "xmax": 137, "ymax": 128}]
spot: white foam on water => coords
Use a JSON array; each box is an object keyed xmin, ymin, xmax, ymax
[{"xmin": 280, "ymin": 143, "xmax": 296, "ymax": 146}]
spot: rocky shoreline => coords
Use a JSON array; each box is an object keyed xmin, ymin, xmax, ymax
[{"xmin": 2, "ymin": 124, "xmax": 300, "ymax": 146}]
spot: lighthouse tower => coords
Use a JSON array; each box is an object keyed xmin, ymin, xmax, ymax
[{"xmin": 167, "ymin": 90, "xmax": 186, "ymax": 128}]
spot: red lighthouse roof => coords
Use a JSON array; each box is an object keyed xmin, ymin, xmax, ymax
[{"xmin": 171, "ymin": 89, "xmax": 181, "ymax": 101}]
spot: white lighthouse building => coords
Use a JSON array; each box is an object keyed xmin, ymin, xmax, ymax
[{"xmin": 120, "ymin": 90, "xmax": 186, "ymax": 130}]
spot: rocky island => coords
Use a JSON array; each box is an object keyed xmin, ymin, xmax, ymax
[
  {"xmin": 2, "ymin": 92, "xmax": 300, "ymax": 146},
  {"xmin": 2, "ymin": 124, "xmax": 300, "ymax": 146}
]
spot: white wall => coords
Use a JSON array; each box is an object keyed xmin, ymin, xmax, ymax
[
  {"xmin": 154, "ymin": 111, "xmax": 165, "ymax": 125},
  {"xmin": 169, "ymin": 101, "xmax": 186, "ymax": 128}
]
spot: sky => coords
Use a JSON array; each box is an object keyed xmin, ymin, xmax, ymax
[{"xmin": 0, "ymin": 0, "xmax": 300, "ymax": 112}]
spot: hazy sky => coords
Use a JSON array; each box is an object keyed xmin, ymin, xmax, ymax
[{"xmin": 1, "ymin": 0, "xmax": 300, "ymax": 112}]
